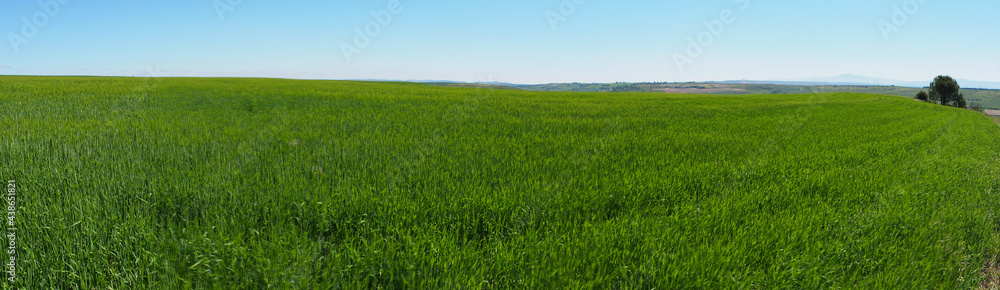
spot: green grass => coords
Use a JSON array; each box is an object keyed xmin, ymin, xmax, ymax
[{"xmin": 2, "ymin": 76, "xmax": 1000, "ymax": 288}]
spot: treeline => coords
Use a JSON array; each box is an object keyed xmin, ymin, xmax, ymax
[{"xmin": 914, "ymin": 75, "xmax": 968, "ymax": 109}]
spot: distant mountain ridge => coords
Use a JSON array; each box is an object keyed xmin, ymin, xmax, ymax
[
  {"xmin": 348, "ymin": 79, "xmax": 518, "ymax": 86},
  {"xmin": 352, "ymin": 74, "xmax": 1000, "ymax": 90},
  {"xmin": 719, "ymin": 74, "xmax": 1000, "ymax": 90}
]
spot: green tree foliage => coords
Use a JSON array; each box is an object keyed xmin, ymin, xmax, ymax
[
  {"xmin": 610, "ymin": 84, "xmax": 643, "ymax": 92},
  {"xmin": 915, "ymin": 90, "xmax": 929, "ymax": 102},
  {"xmin": 929, "ymin": 75, "xmax": 967, "ymax": 108}
]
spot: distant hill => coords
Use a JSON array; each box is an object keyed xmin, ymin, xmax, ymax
[
  {"xmin": 494, "ymin": 81, "xmax": 1000, "ymax": 110},
  {"xmin": 397, "ymin": 74, "xmax": 1000, "ymax": 90},
  {"xmin": 734, "ymin": 74, "xmax": 1000, "ymax": 90},
  {"xmin": 414, "ymin": 76, "xmax": 1000, "ymax": 109}
]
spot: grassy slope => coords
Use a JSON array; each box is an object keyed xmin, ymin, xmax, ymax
[{"xmin": 1, "ymin": 76, "xmax": 1000, "ymax": 288}]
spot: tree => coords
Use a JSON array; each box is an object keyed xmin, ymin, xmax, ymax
[
  {"xmin": 928, "ymin": 75, "xmax": 967, "ymax": 108},
  {"xmin": 915, "ymin": 91, "xmax": 929, "ymax": 102}
]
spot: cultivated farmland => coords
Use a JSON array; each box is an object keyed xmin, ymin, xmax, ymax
[{"xmin": 2, "ymin": 76, "xmax": 1000, "ymax": 288}]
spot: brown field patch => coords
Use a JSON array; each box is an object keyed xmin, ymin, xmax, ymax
[{"xmin": 980, "ymin": 256, "xmax": 1000, "ymax": 289}]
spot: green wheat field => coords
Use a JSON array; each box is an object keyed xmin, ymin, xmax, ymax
[{"xmin": 2, "ymin": 76, "xmax": 1000, "ymax": 288}]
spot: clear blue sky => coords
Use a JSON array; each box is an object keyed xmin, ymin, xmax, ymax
[{"xmin": 2, "ymin": 0, "xmax": 998, "ymax": 84}]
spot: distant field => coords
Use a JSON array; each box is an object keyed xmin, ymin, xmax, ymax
[
  {"xmin": 2, "ymin": 76, "xmax": 1000, "ymax": 288},
  {"xmin": 513, "ymin": 82, "xmax": 1000, "ymax": 110}
]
